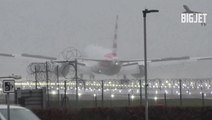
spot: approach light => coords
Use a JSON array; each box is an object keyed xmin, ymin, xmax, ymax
[
  {"xmin": 51, "ymin": 90, "xmax": 57, "ymax": 95},
  {"xmin": 131, "ymin": 95, "xmax": 135, "ymax": 100},
  {"xmin": 165, "ymin": 90, "xmax": 168, "ymax": 94},
  {"xmin": 111, "ymin": 94, "xmax": 115, "ymax": 98},
  {"xmin": 154, "ymin": 96, "xmax": 158, "ymax": 101}
]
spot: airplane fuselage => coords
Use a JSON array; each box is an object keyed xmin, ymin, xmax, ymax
[{"xmin": 90, "ymin": 61, "xmax": 122, "ymax": 75}]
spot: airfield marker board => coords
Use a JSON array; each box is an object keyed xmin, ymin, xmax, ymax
[
  {"xmin": 2, "ymin": 79, "xmax": 15, "ymax": 120},
  {"xmin": 3, "ymin": 80, "xmax": 15, "ymax": 93}
]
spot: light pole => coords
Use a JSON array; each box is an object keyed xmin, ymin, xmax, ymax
[
  {"xmin": 45, "ymin": 62, "xmax": 49, "ymax": 107},
  {"xmin": 142, "ymin": 9, "xmax": 159, "ymax": 120},
  {"xmin": 56, "ymin": 65, "xmax": 60, "ymax": 106}
]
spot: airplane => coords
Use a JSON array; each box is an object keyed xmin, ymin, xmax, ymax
[
  {"xmin": 1, "ymin": 15, "xmax": 212, "ymax": 80},
  {"xmin": 182, "ymin": 5, "xmax": 207, "ymax": 26}
]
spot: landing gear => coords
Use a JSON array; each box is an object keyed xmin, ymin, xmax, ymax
[
  {"xmin": 89, "ymin": 74, "xmax": 95, "ymax": 80},
  {"xmin": 131, "ymin": 65, "xmax": 145, "ymax": 79},
  {"xmin": 120, "ymin": 75, "xmax": 129, "ymax": 84},
  {"xmin": 79, "ymin": 74, "xmax": 83, "ymax": 80}
]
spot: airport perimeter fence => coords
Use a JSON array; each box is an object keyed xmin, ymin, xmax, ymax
[{"xmin": 1, "ymin": 78, "xmax": 212, "ymax": 108}]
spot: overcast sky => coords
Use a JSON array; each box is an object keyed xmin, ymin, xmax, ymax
[{"xmin": 0, "ymin": 0, "xmax": 211, "ymax": 79}]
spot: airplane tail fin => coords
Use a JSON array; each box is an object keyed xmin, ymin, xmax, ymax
[
  {"xmin": 112, "ymin": 15, "xmax": 118, "ymax": 58},
  {"xmin": 183, "ymin": 5, "xmax": 192, "ymax": 13},
  {"xmin": 104, "ymin": 15, "xmax": 119, "ymax": 60}
]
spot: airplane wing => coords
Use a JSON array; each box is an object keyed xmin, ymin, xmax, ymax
[
  {"xmin": 122, "ymin": 56, "xmax": 212, "ymax": 67},
  {"xmin": 0, "ymin": 52, "xmax": 87, "ymax": 66},
  {"xmin": 151, "ymin": 56, "xmax": 212, "ymax": 65},
  {"xmin": 21, "ymin": 53, "xmax": 57, "ymax": 60},
  {"xmin": 121, "ymin": 56, "xmax": 191, "ymax": 66},
  {"xmin": 0, "ymin": 52, "xmax": 57, "ymax": 60},
  {"xmin": 79, "ymin": 56, "xmax": 212, "ymax": 67},
  {"xmin": 119, "ymin": 56, "xmax": 212, "ymax": 78},
  {"xmin": 0, "ymin": 53, "xmax": 15, "ymax": 58}
]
